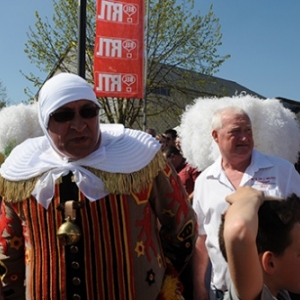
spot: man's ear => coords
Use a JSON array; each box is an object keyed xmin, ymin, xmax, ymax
[
  {"xmin": 212, "ymin": 130, "xmax": 218, "ymax": 142},
  {"xmin": 261, "ymin": 251, "xmax": 276, "ymax": 275}
]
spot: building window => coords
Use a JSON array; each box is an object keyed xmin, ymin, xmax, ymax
[{"xmin": 152, "ymin": 87, "xmax": 170, "ymax": 97}]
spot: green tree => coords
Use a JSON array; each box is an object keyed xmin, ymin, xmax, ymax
[
  {"xmin": 0, "ymin": 80, "xmax": 9, "ymax": 109},
  {"xmin": 23, "ymin": 0, "xmax": 229, "ymax": 128}
]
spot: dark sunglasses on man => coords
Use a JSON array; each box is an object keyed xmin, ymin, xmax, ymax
[{"xmin": 50, "ymin": 106, "xmax": 100, "ymax": 123}]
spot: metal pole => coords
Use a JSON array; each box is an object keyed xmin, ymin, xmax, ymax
[
  {"xmin": 142, "ymin": 97, "xmax": 147, "ymax": 131},
  {"xmin": 142, "ymin": 0, "xmax": 150, "ymax": 131},
  {"xmin": 78, "ymin": 0, "xmax": 87, "ymax": 78}
]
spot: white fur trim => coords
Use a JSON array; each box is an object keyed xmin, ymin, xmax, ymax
[{"xmin": 179, "ymin": 95, "xmax": 300, "ymax": 171}]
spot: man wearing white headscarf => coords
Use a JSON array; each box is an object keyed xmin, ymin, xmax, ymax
[{"xmin": 0, "ymin": 73, "xmax": 197, "ymax": 300}]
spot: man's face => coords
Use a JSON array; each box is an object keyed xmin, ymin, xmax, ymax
[
  {"xmin": 175, "ymin": 137, "xmax": 181, "ymax": 151},
  {"xmin": 47, "ymin": 100, "xmax": 100, "ymax": 160},
  {"xmin": 163, "ymin": 152, "xmax": 183, "ymax": 171},
  {"xmin": 212, "ymin": 112, "xmax": 254, "ymax": 162},
  {"xmin": 165, "ymin": 134, "xmax": 176, "ymax": 147}
]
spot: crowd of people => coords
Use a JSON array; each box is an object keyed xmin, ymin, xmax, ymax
[
  {"xmin": 145, "ymin": 127, "xmax": 201, "ymax": 203},
  {"xmin": 0, "ymin": 72, "xmax": 300, "ymax": 300}
]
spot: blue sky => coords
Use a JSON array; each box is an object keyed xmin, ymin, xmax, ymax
[{"xmin": 1, "ymin": 0, "xmax": 300, "ymax": 104}]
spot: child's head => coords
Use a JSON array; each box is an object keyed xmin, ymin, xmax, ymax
[
  {"xmin": 219, "ymin": 193, "xmax": 300, "ymax": 293},
  {"xmin": 256, "ymin": 194, "xmax": 300, "ymax": 255}
]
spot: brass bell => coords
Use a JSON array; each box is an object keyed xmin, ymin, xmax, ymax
[{"xmin": 57, "ymin": 216, "xmax": 82, "ymax": 246}]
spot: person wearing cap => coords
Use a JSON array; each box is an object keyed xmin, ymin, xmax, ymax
[{"xmin": 0, "ymin": 72, "xmax": 197, "ymax": 300}]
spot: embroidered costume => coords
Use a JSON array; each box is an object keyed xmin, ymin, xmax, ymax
[{"xmin": 0, "ymin": 73, "xmax": 197, "ymax": 300}]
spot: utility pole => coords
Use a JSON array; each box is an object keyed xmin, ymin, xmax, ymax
[
  {"xmin": 78, "ymin": 0, "xmax": 87, "ymax": 78},
  {"xmin": 142, "ymin": 0, "xmax": 150, "ymax": 131}
]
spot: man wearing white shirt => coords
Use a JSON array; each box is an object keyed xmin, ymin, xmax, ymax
[{"xmin": 192, "ymin": 106, "xmax": 300, "ymax": 300}]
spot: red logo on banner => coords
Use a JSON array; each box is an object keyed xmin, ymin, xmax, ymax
[
  {"xmin": 95, "ymin": 37, "xmax": 138, "ymax": 60},
  {"xmin": 95, "ymin": 72, "xmax": 138, "ymax": 94},
  {"xmin": 94, "ymin": 0, "xmax": 145, "ymax": 99},
  {"xmin": 97, "ymin": 1, "xmax": 139, "ymax": 24}
]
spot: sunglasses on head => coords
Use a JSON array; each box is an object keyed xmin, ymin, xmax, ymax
[{"xmin": 50, "ymin": 106, "xmax": 100, "ymax": 123}]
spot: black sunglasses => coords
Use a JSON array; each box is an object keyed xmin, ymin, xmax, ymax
[{"xmin": 50, "ymin": 106, "xmax": 99, "ymax": 123}]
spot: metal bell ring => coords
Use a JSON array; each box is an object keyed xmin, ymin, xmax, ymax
[
  {"xmin": 57, "ymin": 200, "xmax": 82, "ymax": 246},
  {"xmin": 57, "ymin": 216, "xmax": 82, "ymax": 246}
]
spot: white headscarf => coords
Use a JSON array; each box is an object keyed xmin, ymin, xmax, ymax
[
  {"xmin": 0, "ymin": 73, "xmax": 161, "ymax": 208},
  {"xmin": 38, "ymin": 72, "xmax": 101, "ymax": 156}
]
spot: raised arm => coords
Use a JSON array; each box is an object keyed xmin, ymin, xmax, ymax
[{"xmin": 223, "ymin": 186, "xmax": 264, "ymax": 300}]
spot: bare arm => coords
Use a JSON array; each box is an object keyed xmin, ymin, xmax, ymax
[
  {"xmin": 192, "ymin": 235, "xmax": 210, "ymax": 300},
  {"xmin": 223, "ymin": 186, "xmax": 266, "ymax": 300}
]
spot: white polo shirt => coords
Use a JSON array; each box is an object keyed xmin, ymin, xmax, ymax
[{"xmin": 193, "ymin": 149, "xmax": 300, "ymax": 291}]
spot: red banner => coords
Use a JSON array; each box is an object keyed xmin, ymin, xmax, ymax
[{"xmin": 94, "ymin": 0, "xmax": 145, "ymax": 99}]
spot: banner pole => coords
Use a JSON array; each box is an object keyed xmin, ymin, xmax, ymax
[
  {"xmin": 142, "ymin": 0, "xmax": 149, "ymax": 131},
  {"xmin": 78, "ymin": 0, "xmax": 87, "ymax": 79}
]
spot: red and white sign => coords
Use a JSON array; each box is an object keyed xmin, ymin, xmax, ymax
[{"xmin": 94, "ymin": 0, "xmax": 145, "ymax": 99}]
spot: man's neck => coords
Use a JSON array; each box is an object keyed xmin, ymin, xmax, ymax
[
  {"xmin": 221, "ymin": 156, "xmax": 252, "ymax": 189},
  {"xmin": 221, "ymin": 156, "xmax": 251, "ymax": 173}
]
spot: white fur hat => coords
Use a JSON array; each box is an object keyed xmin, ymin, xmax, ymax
[{"xmin": 179, "ymin": 94, "xmax": 300, "ymax": 171}]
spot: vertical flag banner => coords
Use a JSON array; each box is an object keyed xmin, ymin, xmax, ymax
[{"xmin": 94, "ymin": 0, "xmax": 145, "ymax": 99}]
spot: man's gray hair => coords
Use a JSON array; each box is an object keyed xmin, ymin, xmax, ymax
[{"xmin": 211, "ymin": 106, "xmax": 249, "ymax": 130}]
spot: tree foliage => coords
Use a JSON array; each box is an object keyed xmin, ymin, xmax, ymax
[
  {"xmin": 0, "ymin": 81, "xmax": 9, "ymax": 109},
  {"xmin": 24, "ymin": 0, "xmax": 229, "ymax": 128}
]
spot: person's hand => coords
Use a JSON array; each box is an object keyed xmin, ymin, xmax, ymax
[
  {"xmin": 226, "ymin": 186, "xmax": 264, "ymax": 205},
  {"xmin": 225, "ymin": 186, "xmax": 282, "ymax": 206}
]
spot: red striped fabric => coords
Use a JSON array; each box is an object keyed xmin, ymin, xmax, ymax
[{"xmin": 20, "ymin": 189, "xmax": 137, "ymax": 299}]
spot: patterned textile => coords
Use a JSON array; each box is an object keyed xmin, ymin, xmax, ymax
[{"xmin": 0, "ymin": 164, "xmax": 196, "ymax": 300}]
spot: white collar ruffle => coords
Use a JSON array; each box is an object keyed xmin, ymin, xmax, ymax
[{"xmin": 0, "ymin": 124, "xmax": 161, "ymax": 208}]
